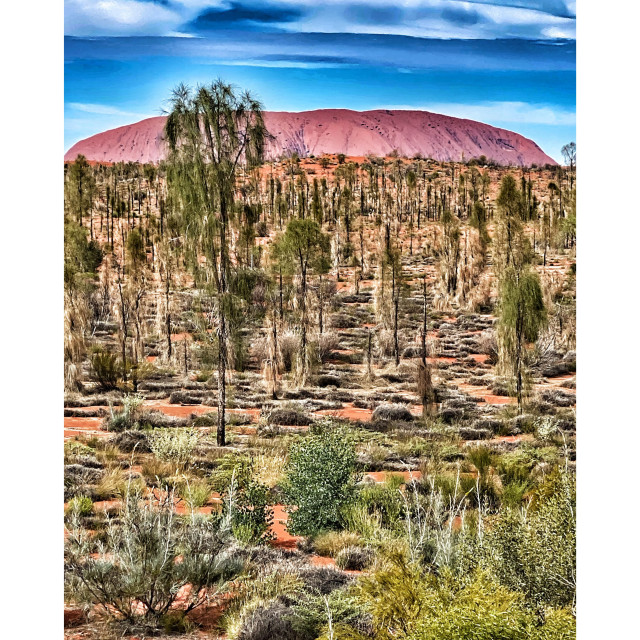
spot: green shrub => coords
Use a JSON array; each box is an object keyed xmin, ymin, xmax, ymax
[
  {"xmin": 340, "ymin": 502, "xmax": 383, "ymax": 540},
  {"xmin": 283, "ymin": 424, "xmax": 358, "ymax": 535},
  {"xmin": 194, "ymin": 370, "xmax": 213, "ymax": 382},
  {"xmin": 66, "ymin": 495, "xmax": 93, "ymax": 517},
  {"xmin": 210, "ymin": 453, "xmax": 253, "ymax": 492},
  {"xmin": 497, "ymin": 457, "xmax": 532, "ymax": 485},
  {"xmin": 535, "ymin": 608, "xmax": 576, "ymax": 640},
  {"xmin": 104, "ymin": 393, "xmax": 145, "ymax": 432},
  {"xmin": 178, "ymin": 478, "xmax": 212, "ymax": 511},
  {"xmin": 221, "ymin": 566, "xmax": 303, "ymax": 637},
  {"xmin": 161, "ymin": 611, "xmax": 193, "ymax": 635},
  {"xmin": 501, "ymin": 481, "xmax": 530, "ymax": 508},
  {"xmin": 312, "ymin": 530, "xmax": 361, "ymax": 557},
  {"xmin": 228, "ymin": 479, "xmax": 274, "ymax": 545},
  {"xmin": 434, "ymin": 472, "xmax": 499, "ymax": 509},
  {"xmin": 148, "ymin": 428, "xmax": 202, "ymax": 467},
  {"xmin": 466, "ymin": 445, "xmax": 495, "ymax": 476},
  {"xmin": 344, "ymin": 559, "xmax": 575, "ymax": 640},
  {"xmin": 90, "ymin": 347, "xmax": 121, "ymax": 390},
  {"xmin": 357, "ymin": 478, "xmax": 404, "ymax": 529},
  {"xmin": 484, "ymin": 469, "xmax": 576, "ymax": 608},
  {"xmin": 294, "ymin": 589, "xmax": 366, "ymax": 640},
  {"xmin": 212, "ymin": 456, "xmax": 274, "ymax": 544},
  {"xmin": 224, "ymin": 574, "xmax": 363, "ymax": 640},
  {"xmin": 64, "ymin": 441, "xmax": 96, "ymax": 463},
  {"xmin": 64, "ymin": 219, "xmax": 103, "ymax": 284}
]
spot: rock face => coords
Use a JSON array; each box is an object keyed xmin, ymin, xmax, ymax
[{"xmin": 65, "ymin": 109, "xmax": 556, "ymax": 166}]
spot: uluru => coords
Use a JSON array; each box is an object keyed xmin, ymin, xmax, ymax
[{"xmin": 64, "ymin": 108, "xmax": 556, "ymax": 167}]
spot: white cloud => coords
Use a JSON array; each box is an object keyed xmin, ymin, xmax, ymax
[
  {"xmin": 290, "ymin": 0, "xmax": 576, "ymax": 40},
  {"xmin": 380, "ymin": 101, "xmax": 576, "ymax": 126},
  {"xmin": 64, "ymin": 0, "xmax": 226, "ymax": 37},
  {"xmin": 542, "ymin": 25, "xmax": 576, "ymax": 39},
  {"xmin": 68, "ymin": 102, "xmax": 145, "ymax": 117},
  {"xmin": 64, "ymin": 0, "xmax": 576, "ymax": 40}
]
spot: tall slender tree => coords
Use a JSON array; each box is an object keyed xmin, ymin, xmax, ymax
[
  {"xmin": 271, "ymin": 218, "xmax": 331, "ymax": 385},
  {"xmin": 497, "ymin": 267, "xmax": 546, "ymax": 412},
  {"xmin": 66, "ymin": 155, "xmax": 95, "ymax": 229},
  {"xmin": 164, "ymin": 80, "xmax": 269, "ymax": 446}
]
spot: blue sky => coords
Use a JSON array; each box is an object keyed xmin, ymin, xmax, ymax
[{"xmin": 64, "ymin": 1, "xmax": 576, "ymax": 161}]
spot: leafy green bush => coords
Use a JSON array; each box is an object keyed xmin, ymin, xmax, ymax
[
  {"xmin": 283, "ymin": 424, "xmax": 357, "ymax": 535},
  {"xmin": 210, "ymin": 453, "xmax": 253, "ymax": 492},
  {"xmin": 501, "ymin": 481, "xmax": 530, "ymax": 508},
  {"xmin": 64, "ymin": 219, "xmax": 103, "ymax": 286},
  {"xmin": 228, "ymin": 479, "xmax": 274, "ymax": 545},
  {"xmin": 66, "ymin": 495, "xmax": 93, "ymax": 517}
]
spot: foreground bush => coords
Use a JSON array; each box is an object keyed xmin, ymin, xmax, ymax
[
  {"xmin": 283, "ymin": 423, "xmax": 357, "ymax": 535},
  {"xmin": 64, "ymin": 492, "xmax": 243, "ymax": 632},
  {"xmin": 339, "ymin": 557, "xmax": 575, "ymax": 640},
  {"xmin": 223, "ymin": 561, "xmax": 362, "ymax": 640},
  {"xmin": 211, "ymin": 455, "xmax": 275, "ymax": 544},
  {"xmin": 147, "ymin": 427, "xmax": 202, "ymax": 467},
  {"xmin": 482, "ymin": 469, "xmax": 576, "ymax": 609}
]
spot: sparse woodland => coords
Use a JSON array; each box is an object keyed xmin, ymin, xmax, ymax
[{"xmin": 64, "ymin": 82, "xmax": 576, "ymax": 639}]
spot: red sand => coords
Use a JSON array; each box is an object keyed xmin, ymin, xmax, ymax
[
  {"xmin": 315, "ymin": 403, "xmax": 373, "ymax": 422},
  {"xmin": 270, "ymin": 504, "xmax": 301, "ymax": 549},
  {"xmin": 480, "ymin": 394, "xmax": 515, "ymax": 405},
  {"xmin": 64, "ymin": 416, "xmax": 109, "ymax": 440},
  {"xmin": 455, "ymin": 382, "xmax": 516, "ymax": 405},
  {"xmin": 64, "ymin": 416, "xmax": 102, "ymax": 430},
  {"xmin": 143, "ymin": 399, "xmax": 217, "ymax": 418},
  {"xmin": 427, "ymin": 356, "xmax": 457, "ymax": 364},
  {"xmin": 363, "ymin": 470, "xmax": 422, "ymax": 484}
]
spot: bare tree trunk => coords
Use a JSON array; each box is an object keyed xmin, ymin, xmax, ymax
[
  {"xmin": 217, "ymin": 314, "xmax": 226, "ymax": 445},
  {"xmin": 279, "ymin": 268, "xmax": 284, "ymax": 322},
  {"xmin": 271, "ymin": 311, "xmax": 279, "ymax": 399},
  {"xmin": 300, "ymin": 263, "xmax": 308, "ymax": 384},
  {"xmin": 117, "ymin": 278, "xmax": 128, "ymax": 386},
  {"xmin": 165, "ymin": 278, "xmax": 172, "ymax": 359},
  {"xmin": 318, "ymin": 274, "xmax": 324, "ymax": 334},
  {"xmin": 217, "ymin": 193, "xmax": 229, "ymax": 447},
  {"xmin": 366, "ymin": 329, "xmax": 373, "ymax": 381},
  {"xmin": 392, "ymin": 265, "xmax": 400, "ymax": 367}
]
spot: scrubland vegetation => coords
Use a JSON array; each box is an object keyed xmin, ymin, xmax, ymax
[{"xmin": 64, "ymin": 82, "xmax": 576, "ymax": 639}]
